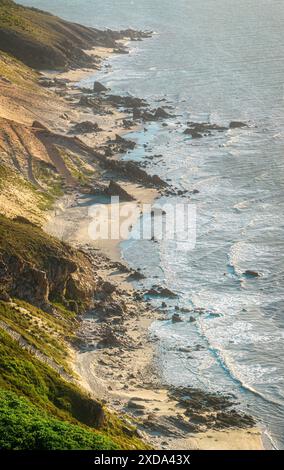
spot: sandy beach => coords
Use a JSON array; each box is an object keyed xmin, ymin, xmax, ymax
[{"xmin": 43, "ymin": 55, "xmax": 265, "ymax": 451}]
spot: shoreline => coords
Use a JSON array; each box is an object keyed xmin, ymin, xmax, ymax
[{"xmin": 43, "ymin": 46, "xmax": 265, "ymax": 450}]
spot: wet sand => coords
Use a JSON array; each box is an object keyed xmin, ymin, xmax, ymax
[{"xmin": 44, "ymin": 47, "xmax": 264, "ymax": 451}]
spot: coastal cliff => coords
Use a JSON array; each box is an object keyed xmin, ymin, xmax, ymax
[{"xmin": 0, "ymin": 0, "xmax": 264, "ymax": 450}]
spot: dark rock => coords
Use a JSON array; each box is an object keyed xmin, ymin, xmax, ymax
[
  {"xmin": 133, "ymin": 108, "xmax": 141, "ymax": 120},
  {"xmin": 127, "ymin": 270, "xmax": 146, "ymax": 281},
  {"xmin": 106, "ymin": 95, "xmax": 147, "ymax": 109},
  {"xmin": 68, "ymin": 121, "xmax": 101, "ymax": 134},
  {"xmin": 104, "ymin": 146, "xmax": 113, "ymax": 157},
  {"xmin": 38, "ymin": 78, "xmax": 55, "ymax": 88},
  {"xmin": 100, "ymin": 281, "xmax": 116, "ymax": 295},
  {"xmin": 184, "ymin": 129, "xmax": 203, "ymax": 139},
  {"xmin": 127, "ymin": 400, "xmax": 146, "ymax": 410},
  {"xmin": 0, "ymin": 217, "xmax": 97, "ymax": 313},
  {"xmin": 184, "ymin": 122, "xmax": 228, "ymax": 138},
  {"xmin": 78, "ymin": 95, "xmax": 91, "ymax": 106},
  {"xmin": 0, "ymin": 290, "xmax": 11, "ymax": 302},
  {"xmin": 32, "ymin": 121, "xmax": 48, "ymax": 131},
  {"xmin": 105, "ymin": 180, "xmax": 135, "ymax": 202},
  {"xmin": 122, "ymin": 119, "xmax": 134, "ymax": 128},
  {"xmin": 93, "ymin": 81, "xmax": 108, "ymax": 93},
  {"xmin": 244, "ymin": 270, "xmax": 260, "ymax": 278},
  {"xmin": 145, "ymin": 286, "xmax": 177, "ymax": 298},
  {"xmin": 53, "ymin": 78, "xmax": 68, "ymax": 88},
  {"xmin": 103, "ymin": 159, "xmax": 168, "ymax": 189},
  {"xmin": 114, "ymin": 134, "xmax": 136, "ymax": 150},
  {"xmin": 154, "ymin": 107, "xmax": 172, "ymax": 119},
  {"xmin": 229, "ymin": 121, "xmax": 247, "ymax": 129},
  {"xmin": 172, "ymin": 313, "xmax": 183, "ymax": 323},
  {"xmin": 113, "ymin": 47, "xmax": 128, "ymax": 54}
]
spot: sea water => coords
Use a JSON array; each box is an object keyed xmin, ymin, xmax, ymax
[{"xmin": 19, "ymin": 0, "xmax": 284, "ymax": 448}]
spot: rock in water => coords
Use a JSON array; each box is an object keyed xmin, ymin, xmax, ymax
[
  {"xmin": 244, "ymin": 270, "xmax": 260, "ymax": 278},
  {"xmin": 93, "ymin": 81, "xmax": 108, "ymax": 93},
  {"xmin": 172, "ymin": 313, "xmax": 183, "ymax": 323},
  {"xmin": 154, "ymin": 107, "xmax": 172, "ymax": 119},
  {"xmin": 229, "ymin": 121, "xmax": 247, "ymax": 129}
]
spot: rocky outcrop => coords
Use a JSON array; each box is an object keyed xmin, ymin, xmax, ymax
[
  {"xmin": 106, "ymin": 95, "xmax": 147, "ymax": 109},
  {"xmin": 0, "ymin": 216, "xmax": 96, "ymax": 312},
  {"xmin": 145, "ymin": 286, "xmax": 178, "ymax": 298},
  {"xmin": 93, "ymin": 81, "xmax": 108, "ymax": 93},
  {"xmin": 172, "ymin": 313, "xmax": 183, "ymax": 323},
  {"xmin": 229, "ymin": 121, "xmax": 247, "ymax": 129},
  {"xmin": 103, "ymin": 158, "xmax": 168, "ymax": 189},
  {"xmin": 243, "ymin": 270, "xmax": 260, "ymax": 278},
  {"xmin": 68, "ymin": 121, "xmax": 102, "ymax": 134},
  {"xmin": 105, "ymin": 180, "xmax": 135, "ymax": 202},
  {"xmin": 112, "ymin": 134, "xmax": 136, "ymax": 151},
  {"xmin": 133, "ymin": 107, "xmax": 174, "ymax": 122},
  {"xmin": 184, "ymin": 122, "xmax": 228, "ymax": 138}
]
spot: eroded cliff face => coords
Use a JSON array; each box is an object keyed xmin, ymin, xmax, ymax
[{"xmin": 0, "ymin": 215, "xmax": 96, "ymax": 312}]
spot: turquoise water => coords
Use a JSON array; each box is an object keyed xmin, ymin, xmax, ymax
[{"xmin": 20, "ymin": 0, "xmax": 284, "ymax": 448}]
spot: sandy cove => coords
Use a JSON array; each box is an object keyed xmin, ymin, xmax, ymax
[{"xmin": 43, "ymin": 48, "xmax": 264, "ymax": 451}]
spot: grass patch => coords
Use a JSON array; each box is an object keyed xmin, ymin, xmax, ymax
[
  {"xmin": 0, "ymin": 300, "xmax": 76, "ymax": 375},
  {"xmin": 0, "ymin": 324, "xmax": 149, "ymax": 449},
  {"xmin": 0, "ymin": 1, "xmax": 56, "ymax": 46},
  {"xmin": 58, "ymin": 146, "xmax": 96, "ymax": 186},
  {"xmin": 0, "ymin": 163, "xmax": 55, "ymax": 219},
  {"xmin": 0, "ymin": 0, "xmax": 106, "ymax": 70},
  {"xmin": 0, "ymin": 50, "xmax": 38, "ymax": 88},
  {"xmin": 0, "ymin": 388, "xmax": 118, "ymax": 450},
  {"xmin": 0, "ymin": 212, "xmax": 71, "ymax": 266}
]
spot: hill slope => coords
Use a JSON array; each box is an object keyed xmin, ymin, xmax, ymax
[{"xmin": 0, "ymin": 0, "xmax": 148, "ymax": 69}]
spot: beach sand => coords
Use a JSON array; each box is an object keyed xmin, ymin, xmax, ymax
[{"xmin": 44, "ymin": 48, "xmax": 264, "ymax": 451}]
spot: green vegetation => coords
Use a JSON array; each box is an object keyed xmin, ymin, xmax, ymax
[
  {"xmin": 0, "ymin": 299, "xmax": 76, "ymax": 375},
  {"xmin": 0, "ymin": 1, "xmax": 149, "ymax": 451},
  {"xmin": 0, "ymin": 1, "xmax": 59, "ymax": 45},
  {"xmin": 0, "ymin": 0, "xmax": 105, "ymax": 69},
  {"xmin": 32, "ymin": 160, "xmax": 64, "ymax": 198},
  {"xmin": 0, "ymin": 50, "xmax": 38, "ymax": 87},
  {"xmin": 0, "ymin": 319, "xmax": 148, "ymax": 450},
  {"xmin": 58, "ymin": 146, "xmax": 96, "ymax": 186},
  {"xmin": 0, "ymin": 213, "xmax": 71, "ymax": 266},
  {"xmin": 0, "ymin": 389, "xmax": 117, "ymax": 450},
  {"xmin": 0, "ymin": 163, "xmax": 55, "ymax": 222}
]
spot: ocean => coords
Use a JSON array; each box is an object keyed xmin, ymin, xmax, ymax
[{"xmin": 20, "ymin": 0, "xmax": 284, "ymax": 448}]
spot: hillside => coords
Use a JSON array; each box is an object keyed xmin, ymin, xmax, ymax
[
  {"xmin": 0, "ymin": 1, "xmax": 153, "ymax": 451},
  {"xmin": 0, "ymin": 0, "xmax": 149, "ymax": 70}
]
